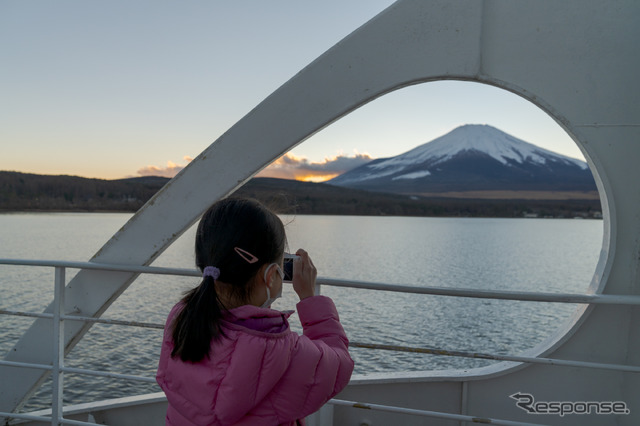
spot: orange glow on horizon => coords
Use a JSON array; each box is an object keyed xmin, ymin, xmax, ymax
[
  {"xmin": 296, "ymin": 173, "xmax": 340, "ymax": 183},
  {"xmin": 255, "ymin": 152, "xmax": 372, "ymax": 182}
]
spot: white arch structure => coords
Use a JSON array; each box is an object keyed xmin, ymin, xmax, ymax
[{"xmin": 2, "ymin": 1, "xmax": 638, "ymax": 424}]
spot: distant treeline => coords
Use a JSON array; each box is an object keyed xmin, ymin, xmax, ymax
[
  {"xmin": 238, "ymin": 178, "xmax": 602, "ymax": 219},
  {"xmin": 0, "ymin": 172, "xmax": 167, "ymax": 212},
  {"xmin": 0, "ymin": 171, "xmax": 601, "ymax": 218}
]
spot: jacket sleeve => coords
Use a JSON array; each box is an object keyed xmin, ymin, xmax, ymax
[{"xmin": 268, "ymin": 295, "xmax": 354, "ymax": 422}]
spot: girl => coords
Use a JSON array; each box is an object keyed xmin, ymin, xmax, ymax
[{"xmin": 156, "ymin": 198, "xmax": 354, "ymax": 425}]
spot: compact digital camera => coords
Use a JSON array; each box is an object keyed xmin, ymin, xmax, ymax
[{"xmin": 283, "ymin": 253, "xmax": 299, "ymax": 281}]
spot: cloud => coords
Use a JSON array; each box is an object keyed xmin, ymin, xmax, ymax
[
  {"xmin": 257, "ymin": 152, "xmax": 373, "ymax": 182},
  {"xmin": 137, "ymin": 156, "xmax": 193, "ymax": 178},
  {"xmin": 136, "ymin": 153, "xmax": 373, "ymax": 182}
]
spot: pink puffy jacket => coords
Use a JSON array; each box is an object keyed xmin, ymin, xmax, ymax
[{"xmin": 156, "ymin": 295, "xmax": 354, "ymax": 425}]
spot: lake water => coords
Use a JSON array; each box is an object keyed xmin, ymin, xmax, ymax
[{"xmin": 0, "ymin": 213, "xmax": 603, "ymax": 411}]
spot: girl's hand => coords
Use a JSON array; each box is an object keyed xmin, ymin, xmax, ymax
[{"xmin": 292, "ymin": 249, "xmax": 316, "ymax": 300}]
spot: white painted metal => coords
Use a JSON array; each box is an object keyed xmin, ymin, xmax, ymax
[
  {"xmin": 0, "ymin": 359, "xmax": 156, "ymax": 385},
  {"xmin": 4, "ymin": 243, "xmax": 640, "ymax": 423},
  {"xmin": 56, "ymin": 316, "xmax": 163, "ymax": 330},
  {"xmin": 0, "ymin": 258, "xmax": 201, "ymax": 277},
  {"xmin": 328, "ymin": 399, "xmax": 546, "ymax": 426},
  {"xmin": 3, "ymin": 258, "xmax": 640, "ymax": 306},
  {"xmin": 51, "ymin": 267, "xmax": 65, "ymax": 426},
  {"xmin": 1, "ymin": 0, "xmax": 638, "ymax": 424},
  {"xmin": 348, "ymin": 341, "xmax": 640, "ymax": 373},
  {"xmin": 5, "ymin": 395, "xmax": 549, "ymax": 426},
  {"xmin": 0, "ymin": 309, "xmax": 164, "ymax": 330},
  {"xmin": 319, "ymin": 277, "xmax": 640, "ymax": 305},
  {"xmin": 51, "ymin": 419, "xmax": 97, "ymax": 426},
  {"xmin": 4, "ymin": 393, "xmax": 167, "ymax": 426},
  {"xmin": 0, "ymin": 360, "xmax": 53, "ymax": 371},
  {"xmin": 0, "ymin": 412, "xmax": 100, "ymax": 426},
  {"xmin": 2, "ymin": 259, "xmax": 639, "ymax": 403},
  {"xmin": 3, "ymin": 261, "xmax": 640, "ymax": 378},
  {"xmin": 0, "ymin": 412, "xmax": 54, "ymax": 425}
]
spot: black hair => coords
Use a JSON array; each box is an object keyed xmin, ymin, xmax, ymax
[{"xmin": 170, "ymin": 198, "xmax": 286, "ymax": 362}]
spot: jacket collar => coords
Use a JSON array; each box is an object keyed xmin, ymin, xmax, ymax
[{"xmin": 223, "ymin": 305, "xmax": 294, "ymax": 334}]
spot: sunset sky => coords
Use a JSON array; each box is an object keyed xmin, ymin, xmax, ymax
[{"xmin": 1, "ymin": 1, "xmax": 586, "ymax": 183}]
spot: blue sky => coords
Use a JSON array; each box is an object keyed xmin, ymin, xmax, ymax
[{"xmin": 1, "ymin": 1, "xmax": 585, "ymax": 181}]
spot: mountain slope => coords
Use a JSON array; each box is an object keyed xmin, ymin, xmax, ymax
[{"xmin": 329, "ymin": 125, "xmax": 597, "ymax": 196}]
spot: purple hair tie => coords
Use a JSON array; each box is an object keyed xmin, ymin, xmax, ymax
[{"xmin": 202, "ymin": 266, "xmax": 220, "ymax": 280}]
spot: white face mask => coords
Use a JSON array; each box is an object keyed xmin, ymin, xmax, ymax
[{"xmin": 260, "ymin": 263, "xmax": 283, "ymax": 308}]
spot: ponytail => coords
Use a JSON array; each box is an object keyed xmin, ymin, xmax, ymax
[
  {"xmin": 169, "ymin": 198, "xmax": 286, "ymax": 363},
  {"xmin": 170, "ymin": 276, "xmax": 225, "ymax": 362}
]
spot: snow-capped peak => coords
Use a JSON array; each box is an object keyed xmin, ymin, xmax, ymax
[
  {"xmin": 330, "ymin": 124, "xmax": 589, "ymax": 187},
  {"xmin": 369, "ymin": 124, "xmax": 587, "ymax": 171}
]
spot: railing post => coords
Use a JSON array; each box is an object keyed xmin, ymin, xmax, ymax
[{"xmin": 52, "ymin": 266, "xmax": 65, "ymax": 426}]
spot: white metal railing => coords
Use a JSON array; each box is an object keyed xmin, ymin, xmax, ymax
[{"xmin": 1, "ymin": 258, "xmax": 639, "ymax": 426}]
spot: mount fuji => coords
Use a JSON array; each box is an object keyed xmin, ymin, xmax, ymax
[{"xmin": 328, "ymin": 125, "xmax": 597, "ymax": 197}]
